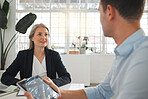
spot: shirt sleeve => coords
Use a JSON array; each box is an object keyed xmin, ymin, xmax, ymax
[{"xmin": 84, "ymin": 71, "xmax": 114, "ymax": 99}]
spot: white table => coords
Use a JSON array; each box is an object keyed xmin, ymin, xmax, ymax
[
  {"xmin": 0, "ymin": 83, "xmax": 84, "ymax": 99},
  {"xmin": 61, "ymin": 55, "xmax": 90, "ymax": 86}
]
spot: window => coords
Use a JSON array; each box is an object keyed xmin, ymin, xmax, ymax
[
  {"xmin": 141, "ymin": 0, "xmax": 148, "ymax": 35},
  {"xmin": 16, "ymin": 0, "xmax": 148, "ymax": 54}
]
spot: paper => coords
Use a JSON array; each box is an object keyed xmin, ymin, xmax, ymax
[
  {"xmin": 0, "ymin": 85, "xmax": 17, "ymax": 97},
  {"xmin": 17, "ymin": 88, "xmax": 24, "ymax": 96},
  {"xmin": 3, "ymin": 85, "xmax": 18, "ymax": 92}
]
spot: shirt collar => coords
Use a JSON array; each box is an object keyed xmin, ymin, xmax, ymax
[{"xmin": 114, "ymin": 29, "xmax": 145, "ymax": 56}]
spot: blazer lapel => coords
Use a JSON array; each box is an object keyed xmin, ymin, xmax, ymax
[
  {"xmin": 25, "ymin": 49, "xmax": 34, "ymax": 78},
  {"xmin": 45, "ymin": 48, "xmax": 52, "ymax": 77}
]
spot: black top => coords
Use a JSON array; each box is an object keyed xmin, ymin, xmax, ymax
[{"xmin": 1, "ymin": 48, "xmax": 71, "ymax": 87}]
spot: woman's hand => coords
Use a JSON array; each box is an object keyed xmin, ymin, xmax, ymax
[{"xmin": 24, "ymin": 91, "xmax": 34, "ymax": 99}]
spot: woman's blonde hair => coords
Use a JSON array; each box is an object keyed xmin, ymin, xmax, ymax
[{"xmin": 29, "ymin": 23, "xmax": 49, "ymax": 49}]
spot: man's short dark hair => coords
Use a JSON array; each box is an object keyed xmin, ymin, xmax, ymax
[{"xmin": 101, "ymin": 0, "xmax": 145, "ymax": 21}]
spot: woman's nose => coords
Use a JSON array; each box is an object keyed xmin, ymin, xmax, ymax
[{"xmin": 41, "ymin": 35, "xmax": 46, "ymax": 38}]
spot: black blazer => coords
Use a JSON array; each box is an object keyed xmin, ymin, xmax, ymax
[{"xmin": 1, "ymin": 48, "xmax": 71, "ymax": 87}]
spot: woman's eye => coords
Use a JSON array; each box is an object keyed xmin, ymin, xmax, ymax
[
  {"xmin": 45, "ymin": 34, "xmax": 48, "ymax": 36},
  {"xmin": 38, "ymin": 33, "xmax": 42, "ymax": 36}
]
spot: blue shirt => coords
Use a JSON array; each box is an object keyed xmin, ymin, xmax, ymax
[{"xmin": 84, "ymin": 29, "xmax": 148, "ymax": 99}]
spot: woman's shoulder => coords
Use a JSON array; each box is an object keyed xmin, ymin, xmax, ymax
[
  {"xmin": 45, "ymin": 48, "xmax": 59, "ymax": 55},
  {"xmin": 18, "ymin": 49, "xmax": 33, "ymax": 54}
]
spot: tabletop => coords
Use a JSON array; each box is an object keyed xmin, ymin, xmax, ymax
[{"xmin": 0, "ymin": 83, "xmax": 84, "ymax": 99}]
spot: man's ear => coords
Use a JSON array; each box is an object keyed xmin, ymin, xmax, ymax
[{"xmin": 106, "ymin": 5, "xmax": 115, "ymax": 21}]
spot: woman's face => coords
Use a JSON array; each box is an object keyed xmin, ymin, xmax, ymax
[{"xmin": 31, "ymin": 26, "xmax": 49, "ymax": 48}]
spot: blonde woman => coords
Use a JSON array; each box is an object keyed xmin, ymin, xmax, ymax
[{"xmin": 1, "ymin": 23, "xmax": 71, "ymax": 87}]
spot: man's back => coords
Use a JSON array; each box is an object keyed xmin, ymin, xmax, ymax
[{"xmin": 110, "ymin": 29, "xmax": 148, "ymax": 98}]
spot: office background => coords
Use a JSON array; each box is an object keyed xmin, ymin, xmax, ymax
[{"xmin": 0, "ymin": 0, "xmax": 148, "ymax": 85}]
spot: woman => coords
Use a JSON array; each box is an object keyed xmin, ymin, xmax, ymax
[{"xmin": 1, "ymin": 23, "xmax": 71, "ymax": 87}]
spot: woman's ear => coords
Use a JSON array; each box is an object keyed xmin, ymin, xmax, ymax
[{"xmin": 31, "ymin": 37, "xmax": 34, "ymax": 42}]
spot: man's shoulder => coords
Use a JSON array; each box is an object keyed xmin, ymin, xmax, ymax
[
  {"xmin": 140, "ymin": 37, "xmax": 148, "ymax": 47},
  {"xmin": 128, "ymin": 36, "xmax": 148, "ymax": 64},
  {"xmin": 134, "ymin": 36, "xmax": 148, "ymax": 50},
  {"xmin": 127, "ymin": 36, "xmax": 148, "ymax": 64}
]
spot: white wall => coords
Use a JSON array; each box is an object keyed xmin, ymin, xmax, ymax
[
  {"xmin": 61, "ymin": 54, "xmax": 114, "ymax": 85},
  {"xmin": 61, "ymin": 55, "xmax": 90, "ymax": 86},
  {"xmin": 90, "ymin": 54, "xmax": 114, "ymax": 83}
]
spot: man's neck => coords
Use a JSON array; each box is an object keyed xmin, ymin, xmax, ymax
[{"xmin": 113, "ymin": 20, "xmax": 140, "ymax": 47}]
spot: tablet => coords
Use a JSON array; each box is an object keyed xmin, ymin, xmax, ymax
[{"xmin": 17, "ymin": 75, "xmax": 59, "ymax": 99}]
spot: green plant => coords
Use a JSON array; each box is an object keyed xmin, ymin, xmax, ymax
[
  {"xmin": 78, "ymin": 36, "xmax": 89, "ymax": 50},
  {"xmin": 0, "ymin": 0, "xmax": 37, "ymax": 70},
  {"xmin": 72, "ymin": 43, "xmax": 76, "ymax": 48}
]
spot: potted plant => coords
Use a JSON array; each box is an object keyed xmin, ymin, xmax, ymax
[
  {"xmin": 69, "ymin": 43, "xmax": 79, "ymax": 54},
  {"xmin": 78, "ymin": 36, "xmax": 89, "ymax": 54},
  {"xmin": 0, "ymin": 0, "xmax": 37, "ymax": 70},
  {"xmin": 72, "ymin": 36, "xmax": 89, "ymax": 54}
]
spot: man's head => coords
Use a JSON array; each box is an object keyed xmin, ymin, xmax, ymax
[
  {"xmin": 100, "ymin": 0, "xmax": 145, "ymax": 21},
  {"xmin": 99, "ymin": 0, "xmax": 145, "ymax": 39}
]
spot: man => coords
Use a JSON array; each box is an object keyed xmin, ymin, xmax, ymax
[{"xmin": 25, "ymin": 0, "xmax": 148, "ymax": 99}]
